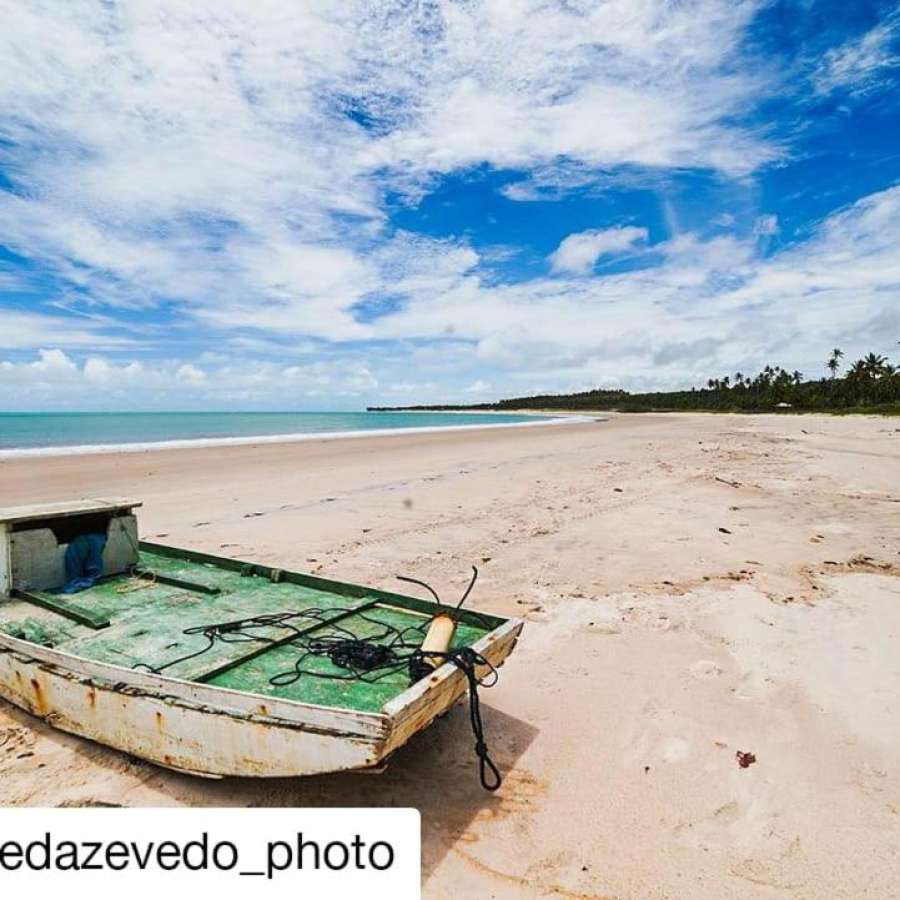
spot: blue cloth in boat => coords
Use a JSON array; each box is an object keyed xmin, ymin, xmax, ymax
[{"xmin": 62, "ymin": 533, "xmax": 107, "ymax": 594}]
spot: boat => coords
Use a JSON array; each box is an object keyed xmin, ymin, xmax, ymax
[{"xmin": 0, "ymin": 499, "xmax": 522, "ymax": 783}]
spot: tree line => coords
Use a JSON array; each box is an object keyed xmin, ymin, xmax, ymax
[{"xmin": 369, "ymin": 348, "xmax": 900, "ymax": 415}]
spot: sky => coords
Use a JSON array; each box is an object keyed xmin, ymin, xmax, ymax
[{"xmin": 1, "ymin": 0, "xmax": 899, "ymax": 411}]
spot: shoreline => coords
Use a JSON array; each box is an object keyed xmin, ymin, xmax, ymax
[{"xmin": 0, "ymin": 413, "xmax": 596, "ymax": 460}]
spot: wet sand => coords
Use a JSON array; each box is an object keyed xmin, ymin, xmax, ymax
[{"xmin": 1, "ymin": 412, "xmax": 898, "ymax": 898}]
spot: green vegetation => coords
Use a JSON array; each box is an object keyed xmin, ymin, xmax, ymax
[{"xmin": 370, "ymin": 349, "xmax": 900, "ymax": 415}]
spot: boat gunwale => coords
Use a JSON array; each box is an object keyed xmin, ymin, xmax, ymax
[
  {"xmin": 0, "ymin": 629, "xmax": 388, "ymax": 739},
  {"xmin": 0, "ymin": 497, "xmax": 141, "ymax": 525},
  {"xmin": 138, "ymin": 540, "xmax": 508, "ymax": 631},
  {"xmin": 380, "ymin": 615, "xmax": 524, "ymax": 755},
  {"xmin": 0, "ymin": 540, "xmax": 520, "ymax": 739},
  {"xmin": 0, "ymin": 615, "xmax": 523, "ymax": 747}
]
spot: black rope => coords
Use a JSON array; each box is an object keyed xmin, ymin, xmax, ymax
[
  {"xmin": 454, "ymin": 566, "xmax": 479, "ymax": 611},
  {"xmin": 268, "ymin": 616, "xmax": 428, "ymax": 686},
  {"xmin": 417, "ymin": 646, "xmax": 502, "ymax": 791},
  {"xmin": 132, "ymin": 607, "xmax": 353, "ymax": 675},
  {"xmin": 397, "ymin": 566, "xmax": 495, "ymax": 631},
  {"xmin": 395, "ymin": 573, "xmax": 444, "ymax": 606}
]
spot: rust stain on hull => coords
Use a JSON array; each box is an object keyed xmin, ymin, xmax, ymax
[
  {"xmin": 29, "ymin": 677, "xmax": 47, "ymax": 716},
  {"xmin": 0, "ymin": 653, "xmax": 384, "ymax": 777}
]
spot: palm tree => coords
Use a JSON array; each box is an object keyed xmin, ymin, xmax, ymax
[
  {"xmin": 848, "ymin": 359, "xmax": 867, "ymax": 379},
  {"xmin": 827, "ymin": 348, "xmax": 843, "ymax": 379},
  {"xmin": 863, "ymin": 352, "xmax": 888, "ymax": 378}
]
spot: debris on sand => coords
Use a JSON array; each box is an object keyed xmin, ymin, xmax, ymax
[
  {"xmin": 715, "ymin": 476, "xmax": 742, "ymax": 488},
  {"xmin": 736, "ymin": 750, "xmax": 756, "ymax": 769},
  {"xmin": 718, "ymin": 527, "xmax": 733, "ymax": 534}
]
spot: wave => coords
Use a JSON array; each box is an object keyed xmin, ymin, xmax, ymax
[{"xmin": 0, "ymin": 415, "xmax": 595, "ymax": 459}]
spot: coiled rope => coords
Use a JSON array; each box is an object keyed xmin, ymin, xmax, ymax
[{"xmin": 133, "ymin": 569, "xmax": 503, "ymax": 790}]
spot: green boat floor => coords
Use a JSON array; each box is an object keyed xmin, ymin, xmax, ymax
[
  {"xmin": 0, "ymin": 549, "xmax": 491, "ymax": 713},
  {"xmin": 207, "ymin": 606, "xmax": 488, "ymax": 712}
]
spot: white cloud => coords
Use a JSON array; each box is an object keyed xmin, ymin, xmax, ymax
[
  {"xmin": 83, "ymin": 357, "xmax": 114, "ymax": 383},
  {"xmin": 0, "ymin": 310, "xmax": 133, "ymax": 350},
  {"xmin": 549, "ymin": 226, "xmax": 648, "ymax": 275},
  {"xmin": 360, "ymin": 0, "xmax": 775, "ymax": 180},
  {"xmin": 1, "ymin": 2, "xmax": 896, "ymax": 406},
  {"xmin": 500, "ymin": 164, "xmax": 602, "ymax": 202},
  {"xmin": 344, "ymin": 364, "xmax": 378, "ymax": 392},
  {"xmin": 175, "ymin": 363, "xmax": 206, "ymax": 385},
  {"xmin": 29, "ymin": 348, "xmax": 77, "ymax": 374},
  {"xmin": 0, "ymin": 0, "xmax": 777, "ymax": 348},
  {"xmin": 362, "ymin": 186, "xmax": 900, "ymax": 392},
  {"xmin": 753, "ymin": 214, "xmax": 779, "ymax": 236},
  {"xmin": 0, "ymin": 351, "xmax": 388, "ymax": 409},
  {"xmin": 5, "ymin": 185, "xmax": 900, "ymax": 407},
  {"xmin": 813, "ymin": 16, "xmax": 899, "ymax": 97}
]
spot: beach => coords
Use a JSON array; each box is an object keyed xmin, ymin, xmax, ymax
[{"xmin": 1, "ymin": 412, "xmax": 898, "ymax": 898}]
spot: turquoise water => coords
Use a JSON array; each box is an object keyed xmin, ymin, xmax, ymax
[{"xmin": 0, "ymin": 411, "xmax": 541, "ymax": 452}]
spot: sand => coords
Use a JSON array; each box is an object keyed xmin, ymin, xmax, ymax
[{"xmin": 1, "ymin": 412, "xmax": 898, "ymax": 898}]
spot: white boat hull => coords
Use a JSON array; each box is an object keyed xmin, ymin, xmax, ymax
[{"xmin": 0, "ymin": 618, "xmax": 522, "ymax": 777}]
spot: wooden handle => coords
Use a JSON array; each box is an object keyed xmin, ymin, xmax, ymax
[{"xmin": 420, "ymin": 613, "xmax": 456, "ymax": 670}]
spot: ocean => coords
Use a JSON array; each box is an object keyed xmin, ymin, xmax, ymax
[{"xmin": 0, "ymin": 411, "xmax": 550, "ymax": 456}]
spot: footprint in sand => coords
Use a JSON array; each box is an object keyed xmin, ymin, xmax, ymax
[
  {"xmin": 0, "ymin": 726, "xmax": 34, "ymax": 760},
  {"xmin": 675, "ymin": 799, "xmax": 743, "ymax": 849},
  {"xmin": 56, "ymin": 799, "xmax": 124, "ymax": 808},
  {"xmin": 690, "ymin": 659, "xmax": 724, "ymax": 678},
  {"xmin": 586, "ymin": 622, "xmax": 621, "ymax": 635},
  {"xmin": 662, "ymin": 737, "xmax": 692, "ymax": 763}
]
